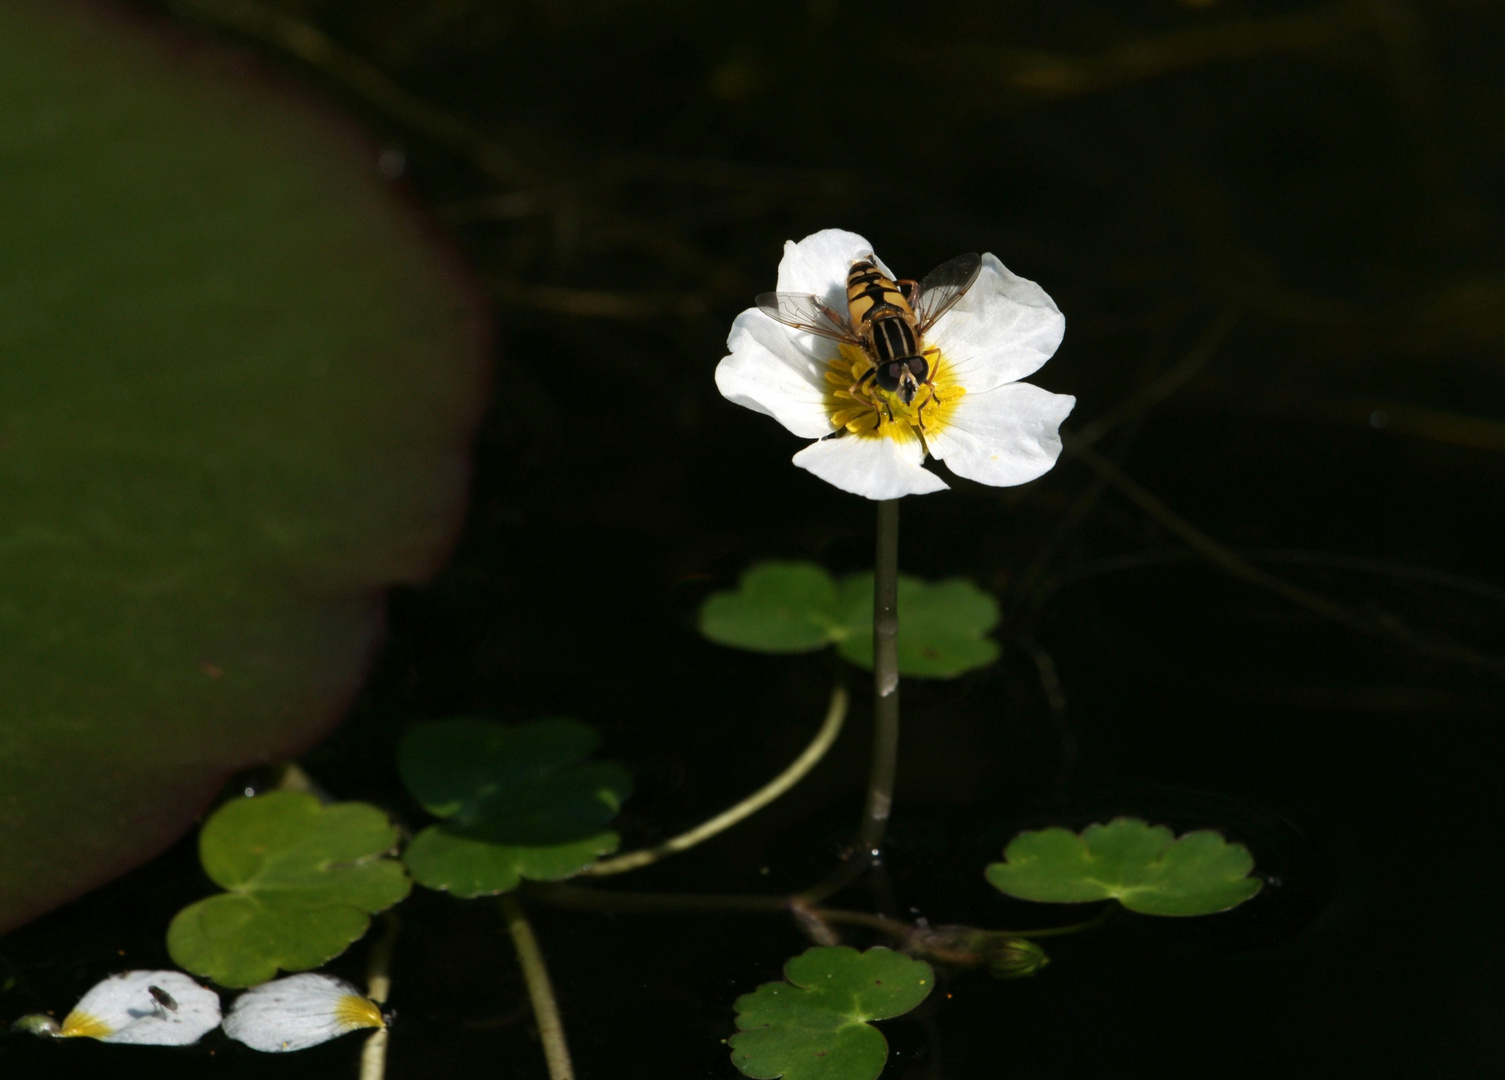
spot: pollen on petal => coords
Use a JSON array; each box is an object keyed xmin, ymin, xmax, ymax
[
  {"xmin": 333, "ymin": 993, "xmax": 385, "ymax": 1031},
  {"xmin": 60, "ymin": 1010, "xmax": 114, "ymax": 1039},
  {"xmin": 224, "ymin": 973, "xmax": 385, "ymax": 1053},
  {"xmin": 57, "ymin": 970, "xmax": 221, "ymax": 1046}
]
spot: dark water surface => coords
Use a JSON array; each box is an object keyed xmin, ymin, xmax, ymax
[{"xmin": 5, "ymin": 1, "xmax": 1505, "ymax": 1076}]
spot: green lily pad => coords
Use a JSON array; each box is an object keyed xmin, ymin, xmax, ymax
[
  {"xmin": 166, "ymin": 792, "xmax": 411, "ymax": 987},
  {"xmin": 833, "ymin": 573, "xmax": 1000, "ymax": 677},
  {"xmin": 398, "ymin": 718, "xmax": 632, "ymax": 897},
  {"xmin": 699, "ymin": 562, "xmax": 844, "ymax": 653},
  {"xmin": 0, "ymin": 2, "xmax": 487, "ymax": 932},
  {"xmin": 729, "ymin": 946, "xmax": 934, "ymax": 1080},
  {"xmin": 698, "ymin": 562, "xmax": 999, "ymax": 677},
  {"xmin": 985, "ymin": 817, "xmax": 1263, "ymax": 916}
]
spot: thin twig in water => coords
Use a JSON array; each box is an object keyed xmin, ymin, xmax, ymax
[
  {"xmin": 1063, "ymin": 435, "xmax": 1505, "ymax": 675},
  {"xmin": 586, "ymin": 684, "xmax": 848, "ymax": 876}
]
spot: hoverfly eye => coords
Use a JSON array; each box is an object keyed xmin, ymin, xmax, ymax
[{"xmin": 907, "ymin": 357, "xmax": 929, "ymax": 381}]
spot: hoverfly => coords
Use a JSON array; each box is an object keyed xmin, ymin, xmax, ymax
[{"xmin": 757, "ymin": 251, "xmax": 982, "ymax": 425}]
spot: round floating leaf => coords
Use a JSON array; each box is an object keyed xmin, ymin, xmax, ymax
[
  {"xmin": 698, "ymin": 562, "xmax": 844, "ymax": 653},
  {"xmin": 398, "ymin": 718, "xmax": 632, "ymax": 897},
  {"xmin": 985, "ymin": 817, "xmax": 1263, "ymax": 916},
  {"xmin": 167, "ymin": 792, "xmax": 410, "ymax": 987},
  {"xmin": 834, "ymin": 573, "xmax": 1000, "ymax": 678},
  {"xmin": 729, "ymin": 946, "xmax": 933, "ymax": 1080},
  {"xmin": 0, "ymin": 1, "xmax": 487, "ymax": 932},
  {"xmin": 698, "ymin": 562, "xmax": 1000, "ymax": 677}
]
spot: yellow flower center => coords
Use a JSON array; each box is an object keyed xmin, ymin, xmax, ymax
[{"xmin": 822, "ymin": 343, "xmax": 965, "ymax": 447}]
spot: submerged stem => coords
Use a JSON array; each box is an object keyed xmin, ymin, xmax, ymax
[
  {"xmin": 500, "ymin": 894, "xmax": 575, "ymax": 1080},
  {"xmin": 586, "ymin": 683, "xmax": 848, "ymax": 876},
  {"xmin": 358, "ymin": 914, "xmax": 398, "ymax": 1080},
  {"xmin": 860, "ymin": 497, "xmax": 901, "ymax": 857}
]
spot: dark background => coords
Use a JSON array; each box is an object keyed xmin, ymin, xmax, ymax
[{"xmin": 5, "ymin": 0, "xmax": 1505, "ymax": 1076}]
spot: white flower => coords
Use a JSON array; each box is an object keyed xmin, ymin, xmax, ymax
[
  {"xmin": 716, "ymin": 228, "xmax": 1074, "ymax": 500},
  {"xmin": 222, "ymin": 972, "xmax": 384, "ymax": 1053},
  {"xmin": 54, "ymin": 970, "xmax": 221, "ymax": 1045}
]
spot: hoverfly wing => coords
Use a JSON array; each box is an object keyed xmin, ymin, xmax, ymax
[
  {"xmin": 912, "ymin": 253, "xmax": 982, "ymax": 334},
  {"xmin": 756, "ymin": 292, "xmax": 861, "ymax": 343}
]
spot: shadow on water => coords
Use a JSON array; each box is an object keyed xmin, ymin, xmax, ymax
[{"xmin": 6, "ymin": 0, "xmax": 1505, "ymax": 1076}]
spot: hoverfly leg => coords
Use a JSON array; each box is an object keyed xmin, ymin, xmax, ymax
[{"xmin": 896, "ymin": 278, "xmax": 920, "ymax": 304}]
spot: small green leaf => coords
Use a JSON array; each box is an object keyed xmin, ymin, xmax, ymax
[
  {"xmin": 398, "ymin": 718, "xmax": 631, "ymax": 897},
  {"xmin": 698, "ymin": 562, "xmax": 844, "ymax": 653},
  {"xmin": 728, "ymin": 946, "xmax": 933, "ymax": 1080},
  {"xmin": 985, "ymin": 817, "xmax": 1263, "ymax": 916},
  {"xmin": 698, "ymin": 561, "xmax": 1000, "ymax": 677},
  {"xmin": 167, "ymin": 792, "xmax": 410, "ymax": 987},
  {"xmin": 834, "ymin": 573, "xmax": 1000, "ymax": 677}
]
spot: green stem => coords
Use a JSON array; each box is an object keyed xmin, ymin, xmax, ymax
[
  {"xmin": 585, "ymin": 683, "xmax": 848, "ymax": 876},
  {"xmin": 860, "ymin": 498, "xmax": 901, "ymax": 857},
  {"xmin": 795, "ymin": 499, "xmax": 902, "ymax": 906},
  {"xmin": 500, "ymin": 894, "xmax": 575, "ymax": 1080}
]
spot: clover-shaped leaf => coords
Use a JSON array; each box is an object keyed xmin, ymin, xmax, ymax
[
  {"xmin": 698, "ymin": 562, "xmax": 999, "ymax": 678},
  {"xmin": 699, "ymin": 562, "xmax": 845, "ymax": 653},
  {"xmin": 833, "ymin": 572, "xmax": 1000, "ymax": 677},
  {"xmin": 985, "ymin": 817, "xmax": 1263, "ymax": 916},
  {"xmin": 167, "ymin": 792, "xmax": 410, "ymax": 987},
  {"xmin": 398, "ymin": 718, "xmax": 631, "ymax": 898},
  {"xmin": 729, "ymin": 946, "xmax": 933, "ymax": 1080}
]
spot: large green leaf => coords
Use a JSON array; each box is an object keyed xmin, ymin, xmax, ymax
[
  {"xmin": 985, "ymin": 817, "xmax": 1264, "ymax": 916},
  {"xmin": 0, "ymin": 1, "xmax": 488, "ymax": 932},
  {"xmin": 399, "ymin": 718, "xmax": 632, "ymax": 897},
  {"xmin": 729, "ymin": 946, "xmax": 934, "ymax": 1080},
  {"xmin": 167, "ymin": 792, "xmax": 410, "ymax": 988}
]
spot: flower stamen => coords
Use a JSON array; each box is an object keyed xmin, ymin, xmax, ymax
[{"xmin": 824, "ymin": 344, "xmax": 964, "ymax": 443}]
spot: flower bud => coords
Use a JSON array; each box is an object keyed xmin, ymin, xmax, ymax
[{"xmin": 986, "ymin": 937, "xmax": 1050, "ymax": 979}]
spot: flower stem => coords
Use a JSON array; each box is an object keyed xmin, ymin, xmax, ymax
[
  {"xmin": 358, "ymin": 914, "xmax": 398, "ymax": 1080},
  {"xmin": 584, "ymin": 682, "xmax": 848, "ymax": 876},
  {"xmin": 795, "ymin": 499, "xmax": 902, "ymax": 906},
  {"xmin": 500, "ymin": 894, "xmax": 575, "ymax": 1080},
  {"xmin": 860, "ymin": 497, "xmax": 901, "ymax": 857}
]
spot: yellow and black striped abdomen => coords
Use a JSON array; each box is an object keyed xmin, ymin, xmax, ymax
[{"xmin": 845, "ymin": 259, "xmax": 914, "ymax": 328}]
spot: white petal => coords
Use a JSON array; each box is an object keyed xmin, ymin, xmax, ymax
[
  {"xmin": 774, "ymin": 228, "xmax": 894, "ymax": 309},
  {"xmin": 716, "ymin": 307, "xmax": 835, "ymax": 438},
  {"xmin": 928, "ymin": 254, "xmax": 1065, "ymax": 393},
  {"xmin": 223, "ymin": 973, "xmax": 384, "ymax": 1053},
  {"xmin": 793, "ymin": 435, "xmax": 949, "ymax": 500},
  {"xmin": 927, "ymin": 383, "xmax": 1075, "ymax": 488},
  {"xmin": 60, "ymin": 970, "xmax": 221, "ymax": 1046}
]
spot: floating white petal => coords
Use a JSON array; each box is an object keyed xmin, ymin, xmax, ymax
[
  {"xmin": 59, "ymin": 970, "xmax": 221, "ymax": 1045},
  {"xmin": 716, "ymin": 229, "xmax": 1073, "ymax": 500},
  {"xmin": 223, "ymin": 973, "xmax": 384, "ymax": 1053}
]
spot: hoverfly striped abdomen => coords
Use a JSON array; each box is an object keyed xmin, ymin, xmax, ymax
[
  {"xmin": 845, "ymin": 260, "xmax": 928, "ymax": 403},
  {"xmin": 844, "ymin": 260, "xmax": 913, "ymax": 326}
]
